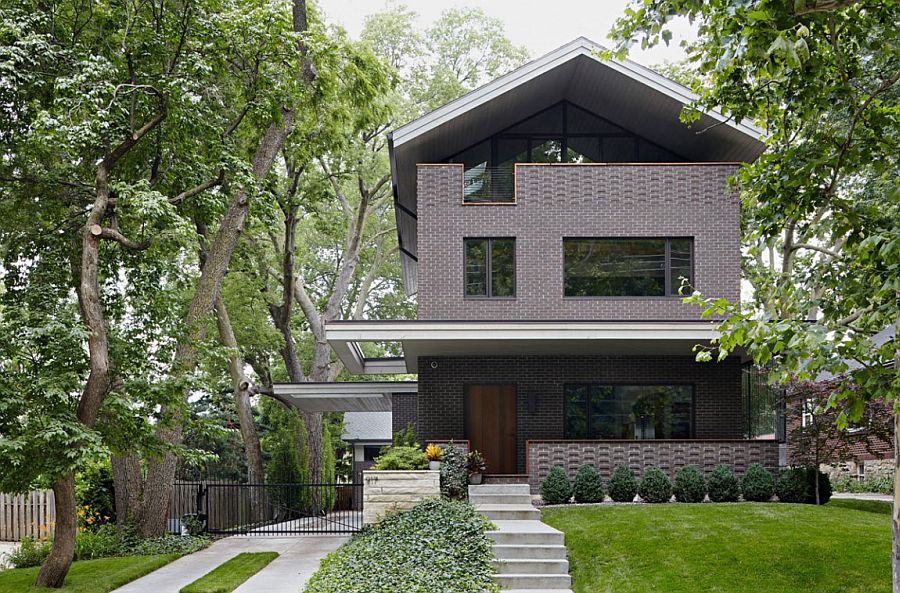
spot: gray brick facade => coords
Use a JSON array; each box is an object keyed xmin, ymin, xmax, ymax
[
  {"xmin": 391, "ymin": 393, "xmax": 419, "ymax": 436},
  {"xmin": 414, "ymin": 355, "xmax": 745, "ymax": 474},
  {"xmin": 416, "ymin": 163, "xmax": 740, "ymax": 320}
]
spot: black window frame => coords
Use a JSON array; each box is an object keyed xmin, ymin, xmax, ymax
[
  {"xmin": 563, "ymin": 383, "xmax": 696, "ymax": 440},
  {"xmin": 562, "ymin": 237, "xmax": 694, "ymax": 298},
  {"xmin": 464, "ymin": 237, "xmax": 516, "ymax": 299}
]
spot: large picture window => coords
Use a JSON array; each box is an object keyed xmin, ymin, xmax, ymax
[
  {"xmin": 564, "ymin": 385, "xmax": 693, "ymax": 439},
  {"xmin": 465, "ymin": 238, "xmax": 515, "ymax": 297},
  {"xmin": 563, "ymin": 238, "xmax": 693, "ymax": 297}
]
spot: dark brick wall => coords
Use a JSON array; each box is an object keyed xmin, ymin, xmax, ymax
[
  {"xmin": 413, "ymin": 354, "xmax": 744, "ymax": 473},
  {"xmin": 527, "ymin": 440, "xmax": 781, "ymax": 492},
  {"xmin": 416, "ymin": 163, "xmax": 741, "ymax": 320},
  {"xmin": 391, "ymin": 393, "xmax": 418, "ymax": 436}
]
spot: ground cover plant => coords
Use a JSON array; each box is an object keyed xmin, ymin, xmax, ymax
[
  {"xmin": 543, "ymin": 503, "xmax": 890, "ymax": 593},
  {"xmin": 304, "ymin": 499, "xmax": 498, "ymax": 593},
  {"xmin": 0, "ymin": 555, "xmax": 179, "ymax": 593},
  {"xmin": 180, "ymin": 552, "xmax": 278, "ymax": 593}
]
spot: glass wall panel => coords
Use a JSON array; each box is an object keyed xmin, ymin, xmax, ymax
[
  {"xmin": 567, "ymin": 136, "xmax": 601, "ymax": 163},
  {"xmin": 531, "ymin": 138, "xmax": 564, "ymax": 163},
  {"xmin": 505, "ymin": 103, "xmax": 564, "ymax": 134},
  {"xmin": 464, "ymin": 239, "xmax": 488, "ymax": 296},
  {"xmin": 568, "ymin": 104, "xmax": 627, "ymax": 134},
  {"xmin": 602, "ymin": 136, "xmax": 637, "ymax": 162},
  {"xmin": 669, "ymin": 239, "xmax": 693, "ymax": 295},
  {"xmin": 490, "ymin": 239, "xmax": 516, "ymax": 297},
  {"xmin": 564, "ymin": 385, "xmax": 694, "ymax": 439},
  {"xmin": 465, "ymin": 238, "xmax": 515, "ymax": 298}
]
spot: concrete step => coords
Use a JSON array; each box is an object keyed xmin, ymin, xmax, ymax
[
  {"xmin": 477, "ymin": 504, "xmax": 542, "ymax": 521},
  {"xmin": 492, "ymin": 558, "xmax": 570, "ymax": 575},
  {"xmin": 487, "ymin": 521, "xmax": 565, "ymax": 546},
  {"xmin": 470, "ymin": 493, "xmax": 533, "ymax": 506},
  {"xmin": 492, "ymin": 544, "xmax": 568, "ymax": 560},
  {"xmin": 469, "ymin": 483, "xmax": 530, "ymax": 496},
  {"xmin": 494, "ymin": 573, "xmax": 572, "ymax": 589}
]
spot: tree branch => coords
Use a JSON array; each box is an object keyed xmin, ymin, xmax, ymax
[{"xmin": 93, "ymin": 226, "xmax": 151, "ymax": 250}]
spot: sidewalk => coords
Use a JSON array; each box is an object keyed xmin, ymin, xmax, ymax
[
  {"xmin": 831, "ymin": 492, "xmax": 892, "ymax": 503},
  {"xmin": 112, "ymin": 535, "xmax": 347, "ymax": 593}
]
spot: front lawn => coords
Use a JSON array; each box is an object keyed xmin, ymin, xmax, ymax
[
  {"xmin": 542, "ymin": 503, "xmax": 890, "ymax": 593},
  {"xmin": 180, "ymin": 552, "xmax": 278, "ymax": 593},
  {"xmin": 0, "ymin": 554, "xmax": 179, "ymax": 593}
]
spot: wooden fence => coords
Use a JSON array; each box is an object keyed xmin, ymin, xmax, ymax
[{"xmin": 0, "ymin": 490, "xmax": 56, "ymax": 541}]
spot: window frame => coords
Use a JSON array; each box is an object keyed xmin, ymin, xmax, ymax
[
  {"xmin": 562, "ymin": 237, "xmax": 694, "ymax": 298},
  {"xmin": 563, "ymin": 383, "xmax": 696, "ymax": 440},
  {"xmin": 463, "ymin": 237, "xmax": 517, "ymax": 299}
]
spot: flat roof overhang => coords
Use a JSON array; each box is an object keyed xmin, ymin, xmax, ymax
[
  {"xmin": 326, "ymin": 320, "xmax": 741, "ymax": 374},
  {"xmin": 271, "ymin": 381, "xmax": 418, "ymax": 412}
]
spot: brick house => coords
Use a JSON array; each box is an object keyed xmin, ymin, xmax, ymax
[{"xmin": 274, "ymin": 38, "xmax": 782, "ymax": 489}]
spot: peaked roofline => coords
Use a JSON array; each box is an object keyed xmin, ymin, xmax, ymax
[{"xmin": 390, "ymin": 36, "xmax": 766, "ymax": 148}]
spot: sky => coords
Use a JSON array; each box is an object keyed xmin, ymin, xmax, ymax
[{"xmin": 316, "ymin": 0, "xmax": 694, "ymax": 68}]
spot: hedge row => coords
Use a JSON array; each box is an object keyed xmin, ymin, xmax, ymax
[{"xmin": 540, "ymin": 463, "xmax": 831, "ymax": 505}]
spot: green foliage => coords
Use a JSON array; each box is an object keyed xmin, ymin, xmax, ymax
[
  {"xmin": 833, "ymin": 475, "xmax": 893, "ymax": 495},
  {"xmin": 804, "ymin": 468, "xmax": 833, "ymax": 505},
  {"xmin": 776, "ymin": 468, "xmax": 808, "ymax": 503},
  {"xmin": 741, "ymin": 464, "xmax": 776, "ymax": 502},
  {"xmin": 75, "ymin": 461, "xmax": 115, "ymax": 526},
  {"xmin": 541, "ymin": 466, "xmax": 573, "ymax": 505},
  {"xmin": 73, "ymin": 525, "xmax": 121, "ymax": 561},
  {"xmin": 827, "ymin": 498, "xmax": 892, "ymax": 515},
  {"xmin": 608, "ymin": 465, "xmax": 638, "ymax": 503},
  {"xmin": 465, "ymin": 450, "xmax": 487, "ymax": 476},
  {"xmin": 673, "ymin": 465, "xmax": 707, "ymax": 503},
  {"xmin": 0, "ymin": 554, "xmax": 182, "ymax": 593},
  {"xmin": 573, "ymin": 464, "xmax": 605, "ymax": 503},
  {"xmin": 5, "ymin": 537, "xmax": 51, "ymax": 569},
  {"xmin": 179, "ymin": 552, "xmax": 279, "ymax": 593},
  {"xmin": 707, "ymin": 465, "xmax": 740, "ymax": 503},
  {"xmin": 439, "ymin": 445, "xmax": 468, "ymax": 500},
  {"xmin": 638, "ymin": 466, "xmax": 673, "ymax": 504},
  {"xmin": 320, "ymin": 423, "xmax": 336, "ymax": 512},
  {"xmin": 262, "ymin": 402, "xmax": 310, "ymax": 511},
  {"xmin": 373, "ymin": 446, "xmax": 428, "ymax": 471},
  {"xmin": 305, "ymin": 499, "xmax": 498, "ymax": 593},
  {"xmin": 392, "ymin": 423, "xmax": 419, "ymax": 448}
]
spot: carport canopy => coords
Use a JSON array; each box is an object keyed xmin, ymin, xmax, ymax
[{"xmin": 271, "ymin": 381, "xmax": 417, "ymax": 412}]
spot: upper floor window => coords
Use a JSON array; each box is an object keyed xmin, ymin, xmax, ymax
[
  {"xmin": 465, "ymin": 238, "xmax": 515, "ymax": 298},
  {"xmin": 450, "ymin": 101, "xmax": 685, "ymax": 203},
  {"xmin": 564, "ymin": 384, "xmax": 694, "ymax": 439},
  {"xmin": 563, "ymin": 238, "xmax": 693, "ymax": 297}
]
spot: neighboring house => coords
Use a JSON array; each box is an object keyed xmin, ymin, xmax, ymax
[
  {"xmin": 343, "ymin": 412, "xmax": 392, "ymax": 483},
  {"xmin": 274, "ymin": 38, "xmax": 779, "ymax": 489}
]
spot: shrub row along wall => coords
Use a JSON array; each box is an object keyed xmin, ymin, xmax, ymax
[
  {"xmin": 362, "ymin": 470, "xmax": 440, "ymax": 525},
  {"xmin": 527, "ymin": 440, "xmax": 781, "ymax": 492}
]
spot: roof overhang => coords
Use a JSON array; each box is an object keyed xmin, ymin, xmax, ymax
[
  {"xmin": 271, "ymin": 381, "xmax": 418, "ymax": 412},
  {"xmin": 389, "ymin": 37, "xmax": 768, "ymax": 294},
  {"xmin": 326, "ymin": 320, "xmax": 740, "ymax": 373}
]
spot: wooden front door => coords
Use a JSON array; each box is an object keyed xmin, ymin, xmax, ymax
[{"xmin": 466, "ymin": 384, "xmax": 517, "ymax": 474}]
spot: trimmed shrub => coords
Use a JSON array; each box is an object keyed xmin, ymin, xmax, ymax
[
  {"xmin": 541, "ymin": 466, "xmax": 573, "ymax": 505},
  {"xmin": 707, "ymin": 465, "xmax": 740, "ymax": 502},
  {"xmin": 373, "ymin": 446, "xmax": 428, "ymax": 470},
  {"xmin": 608, "ymin": 465, "xmax": 638, "ymax": 502},
  {"xmin": 638, "ymin": 466, "xmax": 673, "ymax": 503},
  {"xmin": 776, "ymin": 468, "xmax": 807, "ymax": 503},
  {"xmin": 741, "ymin": 463, "xmax": 775, "ymax": 502},
  {"xmin": 673, "ymin": 465, "xmax": 707, "ymax": 503},
  {"xmin": 305, "ymin": 499, "xmax": 497, "ymax": 593},
  {"xmin": 440, "ymin": 444, "xmax": 469, "ymax": 500},
  {"xmin": 573, "ymin": 464, "xmax": 605, "ymax": 503},
  {"xmin": 804, "ymin": 467, "xmax": 833, "ymax": 505},
  {"xmin": 321, "ymin": 422, "xmax": 337, "ymax": 512}
]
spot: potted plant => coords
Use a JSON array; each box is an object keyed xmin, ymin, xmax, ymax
[
  {"xmin": 425, "ymin": 443, "xmax": 443, "ymax": 470},
  {"xmin": 467, "ymin": 450, "xmax": 487, "ymax": 485}
]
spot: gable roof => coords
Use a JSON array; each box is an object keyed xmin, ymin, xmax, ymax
[{"xmin": 388, "ymin": 36, "xmax": 767, "ymax": 295}]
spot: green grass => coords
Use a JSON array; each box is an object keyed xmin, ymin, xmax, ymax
[
  {"xmin": 827, "ymin": 498, "xmax": 892, "ymax": 515},
  {"xmin": 0, "ymin": 554, "xmax": 179, "ymax": 593},
  {"xmin": 542, "ymin": 503, "xmax": 890, "ymax": 593},
  {"xmin": 179, "ymin": 552, "xmax": 278, "ymax": 593}
]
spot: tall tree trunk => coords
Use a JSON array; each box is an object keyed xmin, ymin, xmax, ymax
[
  {"xmin": 215, "ymin": 296, "xmax": 268, "ymax": 522},
  {"xmin": 111, "ymin": 454, "xmax": 143, "ymax": 529},
  {"xmin": 36, "ymin": 474, "xmax": 76, "ymax": 588}
]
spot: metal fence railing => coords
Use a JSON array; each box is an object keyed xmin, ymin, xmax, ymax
[{"xmin": 463, "ymin": 166, "xmax": 516, "ymax": 203}]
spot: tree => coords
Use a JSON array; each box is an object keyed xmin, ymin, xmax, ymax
[{"xmin": 611, "ymin": 0, "xmax": 898, "ymax": 585}]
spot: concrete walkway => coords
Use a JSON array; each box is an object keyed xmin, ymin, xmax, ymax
[
  {"xmin": 112, "ymin": 535, "xmax": 347, "ymax": 593},
  {"xmin": 832, "ymin": 492, "xmax": 893, "ymax": 503},
  {"xmin": 0, "ymin": 541, "xmax": 18, "ymax": 570}
]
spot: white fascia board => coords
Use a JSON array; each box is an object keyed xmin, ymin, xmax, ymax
[
  {"xmin": 326, "ymin": 320, "xmax": 721, "ymax": 343},
  {"xmin": 392, "ymin": 37, "xmax": 764, "ymax": 148},
  {"xmin": 272, "ymin": 381, "xmax": 417, "ymax": 397}
]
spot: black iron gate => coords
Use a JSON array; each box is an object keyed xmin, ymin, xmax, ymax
[{"xmin": 172, "ymin": 482, "xmax": 363, "ymax": 535}]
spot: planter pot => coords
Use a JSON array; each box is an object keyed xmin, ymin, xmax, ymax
[
  {"xmin": 429, "ymin": 461, "xmax": 441, "ymax": 470},
  {"xmin": 468, "ymin": 473, "xmax": 483, "ymax": 485}
]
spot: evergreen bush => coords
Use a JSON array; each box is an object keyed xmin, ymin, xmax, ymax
[
  {"xmin": 638, "ymin": 466, "xmax": 672, "ymax": 503},
  {"xmin": 440, "ymin": 444, "xmax": 469, "ymax": 500},
  {"xmin": 608, "ymin": 465, "xmax": 638, "ymax": 502},
  {"xmin": 776, "ymin": 468, "xmax": 807, "ymax": 503},
  {"xmin": 372, "ymin": 446, "xmax": 428, "ymax": 470},
  {"xmin": 803, "ymin": 467, "xmax": 832, "ymax": 505},
  {"xmin": 573, "ymin": 464, "xmax": 605, "ymax": 503},
  {"xmin": 673, "ymin": 465, "xmax": 707, "ymax": 503},
  {"xmin": 741, "ymin": 463, "xmax": 775, "ymax": 502},
  {"xmin": 540, "ymin": 466, "xmax": 572, "ymax": 504},
  {"xmin": 320, "ymin": 422, "xmax": 337, "ymax": 512},
  {"xmin": 707, "ymin": 465, "xmax": 740, "ymax": 502}
]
